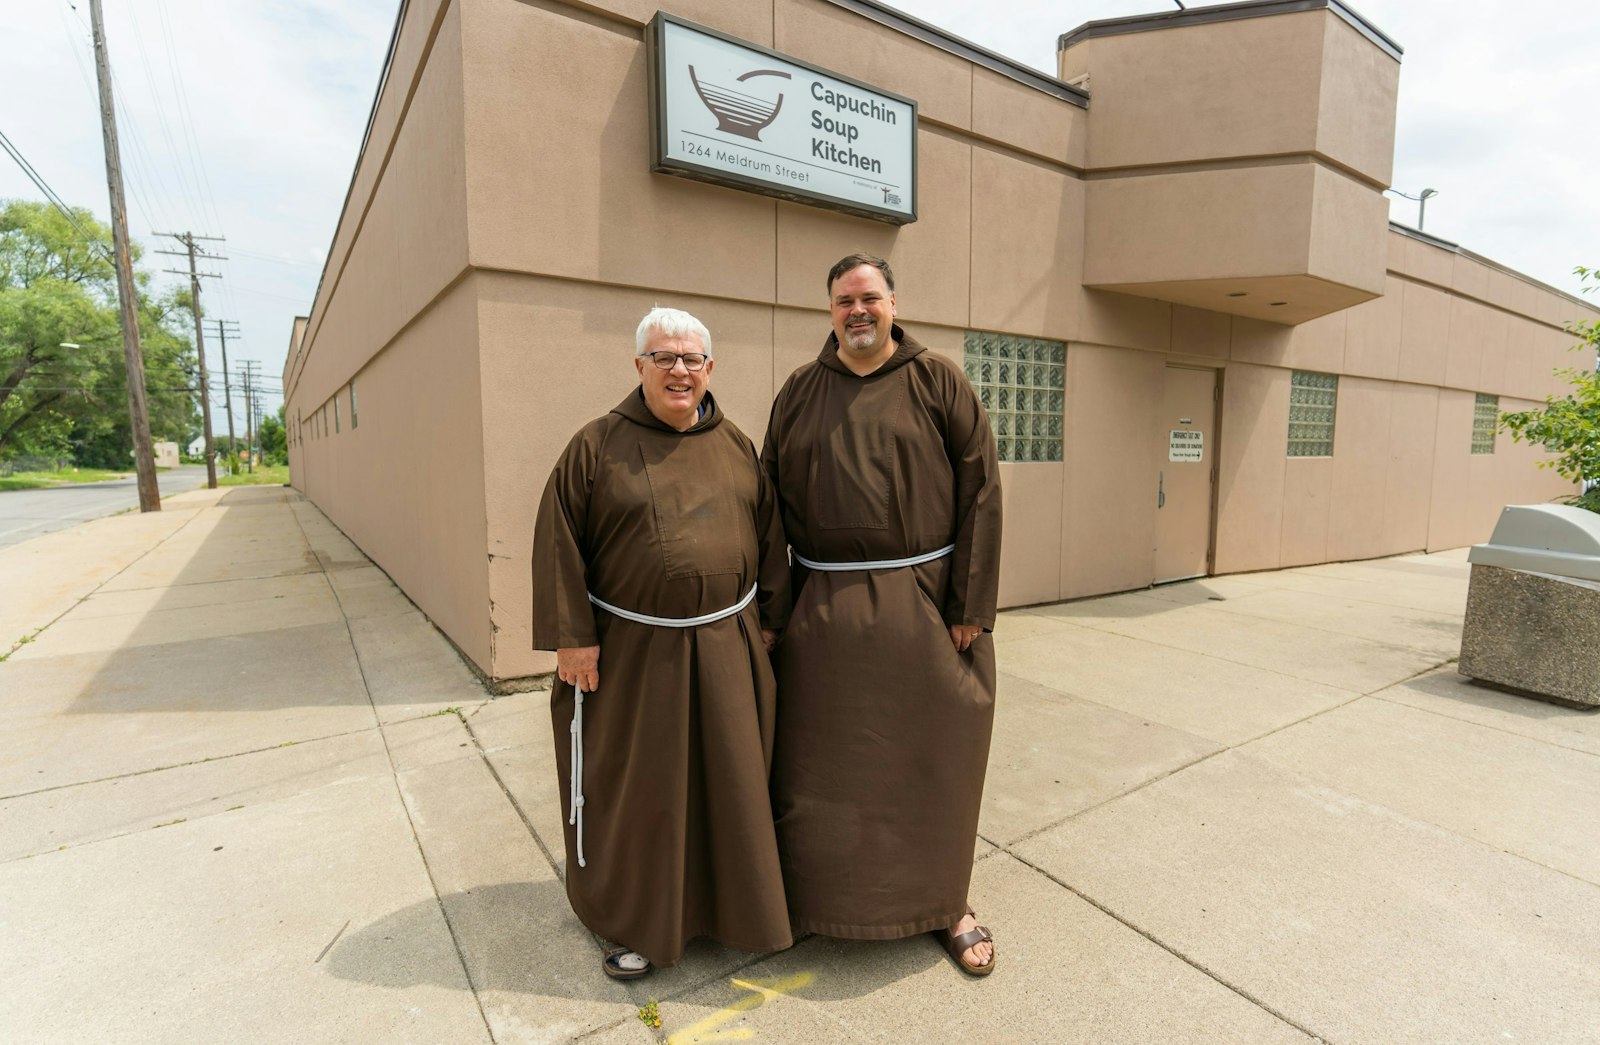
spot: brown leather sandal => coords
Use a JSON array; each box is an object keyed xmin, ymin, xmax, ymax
[
  {"xmin": 935, "ymin": 908, "xmax": 996, "ymax": 977},
  {"xmin": 602, "ymin": 947, "xmax": 654, "ymax": 980}
]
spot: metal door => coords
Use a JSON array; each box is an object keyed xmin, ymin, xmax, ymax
[{"xmin": 1154, "ymin": 366, "xmax": 1218, "ymax": 583}]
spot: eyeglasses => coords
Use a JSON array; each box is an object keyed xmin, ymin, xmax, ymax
[{"xmin": 640, "ymin": 351, "xmax": 709, "ymax": 372}]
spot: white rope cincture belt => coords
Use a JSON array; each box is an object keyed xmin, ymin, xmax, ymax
[
  {"xmin": 567, "ymin": 583, "xmax": 759, "ymax": 869},
  {"xmin": 792, "ymin": 543, "xmax": 955, "ymax": 572}
]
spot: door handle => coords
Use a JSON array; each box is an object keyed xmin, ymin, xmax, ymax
[{"xmin": 1157, "ymin": 470, "xmax": 1165, "ymax": 509}]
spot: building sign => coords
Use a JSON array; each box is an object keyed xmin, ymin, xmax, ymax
[
  {"xmin": 648, "ymin": 14, "xmax": 917, "ymax": 224},
  {"xmin": 1169, "ymin": 429, "xmax": 1204, "ymax": 462}
]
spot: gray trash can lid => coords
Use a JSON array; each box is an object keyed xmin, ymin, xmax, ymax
[{"xmin": 1467, "ymin": 503, "xmax": 1600, "ymax": 581}]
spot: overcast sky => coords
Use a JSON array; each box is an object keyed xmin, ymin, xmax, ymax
[{"xmin": 3, "ymin": 0, "xmax": 1594, "ymax": 432}]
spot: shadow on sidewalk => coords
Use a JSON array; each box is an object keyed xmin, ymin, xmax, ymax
[
  {"xmin": 324, "ymin": 880, "xmax": 938, "ymax": 1003},
  {"xmin": 57, "ymin": 485, "xmax": 484, "ymax": 716},
  {"xmin": 2, "ymin": 486, "xmax": 488, "ymax": 796}
]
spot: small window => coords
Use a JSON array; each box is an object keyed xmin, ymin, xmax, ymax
[
  {"xmin": 349, "ymin": 382, "xmax": 359, "ymax": 429},
  {"xmin": 1287, "ymin": 370, "xmax": 1338, "ymax": 457},
  {"xmin": 963, "ymin": 331, "xmax": 1066, "ymax": 462},
  {"xmin": 1471, "ymin": 393, "xmax": 1498, "ymax": 455},
  {"xmin": 334, "ymin": 395, "xmax": 341, "ymax": 434}
]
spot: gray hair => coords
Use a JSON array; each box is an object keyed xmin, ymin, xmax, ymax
[{"xmin": 635, "ymin": 307, "xmax": 712, "ymax": 358}]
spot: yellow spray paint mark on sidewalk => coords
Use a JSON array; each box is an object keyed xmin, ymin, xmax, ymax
[{"xmin": 666, "ymin": 970, "xmax": 815, "ymax": 1044}]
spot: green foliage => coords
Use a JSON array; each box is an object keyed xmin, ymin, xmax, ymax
[
  {"xmin": 0, "ymin": 465, "xmax": 129, "ymax": 486},
  {"xmin": 1502, "ymin": 265, "xmax": 1600, "ymax": 508},
  {"xmin": 217, "ymin": 462, "xmax": 289, "ymax": 486},
  {"xmin": 0, "ymin": 198, "xmax": 199, "ymax": 463},
  {"xmin": 258, "ymin": 404, "xmax": 287, "ymax": 465}
]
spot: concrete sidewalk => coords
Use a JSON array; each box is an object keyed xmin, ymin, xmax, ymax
[{"xmin": 2, "ymin": 487, "xmax": 1597, "ymax": 1044}]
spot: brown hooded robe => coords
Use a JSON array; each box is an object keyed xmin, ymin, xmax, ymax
[
  {"xmin": 532, "ymin": 388, "xmax": 792, "ymax": 966},
  {"xmin": 761, "ymin": 327, "xmax": 1002, "ymax": 939}
]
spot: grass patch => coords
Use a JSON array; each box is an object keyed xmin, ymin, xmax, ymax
[
  {"xmin": 0, "ymin": 467, "xmax": 131, "ymax": 488},
  {"xmin": 219, "ymin": 463, "xmax": 290, "ymax": 487}
]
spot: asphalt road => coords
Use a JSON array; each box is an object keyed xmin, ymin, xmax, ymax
[{"xmin": 0, "ymin": 465, "xmax": 213, "ymax": 550}]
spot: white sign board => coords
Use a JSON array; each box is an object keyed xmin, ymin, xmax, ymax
[
  {"xmin": 1169, "ymin": 429, "xmax": 1204, "ymax": 463},
  {"xmin": 649, "ymin": 14, "xmax": 917, "ymax": 224}
]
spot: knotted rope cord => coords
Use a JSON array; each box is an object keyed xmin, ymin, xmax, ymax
[
  {"xmin": 791, "ymin": 543, "xmax": 955, "ymax": 571},
  {"xmin": 567, "ymin": 583, "xmax": 759, "ymax": 870}
]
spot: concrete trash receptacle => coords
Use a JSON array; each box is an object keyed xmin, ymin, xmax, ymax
[{"xmin": 1459, "ymin": 503, "xmax": 1600, "ymax": 707}]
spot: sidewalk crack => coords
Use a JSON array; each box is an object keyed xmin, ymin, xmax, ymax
[
  {"xmin": 289, "ymin": 493, "xmax": 499, "ymax": 1044},
  {"xmin": 1005, "ymin": 852, "xmax": 1334, "ymax": 1044},
  {"xmin": 459, "ymin": 711, "xmax": 565, "ymax": 883}
]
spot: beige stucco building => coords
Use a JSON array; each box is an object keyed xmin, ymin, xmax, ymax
[{"xmin": 283, "ymin": 0, "xmax": 1598, "ymax": 684}]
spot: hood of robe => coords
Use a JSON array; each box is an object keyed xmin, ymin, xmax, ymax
[
  {"xmin": 612, "ymin": 385, "xmax": 724, "ymax": 435},
  {"xmin": 817, "ymin": 323, "xmax": 926, "ymax": 378}
]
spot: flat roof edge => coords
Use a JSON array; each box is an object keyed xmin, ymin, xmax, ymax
[
  {"xmin": 1388, "ymin": 222, "xmax": 1599, "ymax": 315},
  {"xmin": 820, "ymin": 0, "xmax": 1089, "ymax": 107},
  {"xmin": 1058, "ymin": 0, "xmax": 1402, "ymax": 63}
]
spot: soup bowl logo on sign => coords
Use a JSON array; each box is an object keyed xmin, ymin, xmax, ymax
[{"xmin": 688, "ymin": 66, "xmax": 792, "ymax": 141}]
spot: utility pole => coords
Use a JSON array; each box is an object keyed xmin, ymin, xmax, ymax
[
  {"xmin": 240, "ymin": 361, "xmax": 260, "ymax": 474},
  {"xmin": 89, "ymin": 0, "xmax": 160, "ymax": 512},
  {"xmin": 253, "ymin": 389, "xmax": 266, "ymax": 467},
  {"xmin": 205, "ymin": 319, "xmax": 239, "ymax": 470},
  {"xmin": 156, "ymin": 232, "xmax": 225, "ymax": 488}
]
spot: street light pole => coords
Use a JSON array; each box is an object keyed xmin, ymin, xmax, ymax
[
  {"xmin": 1417, "ymin": 188, "xmax": 1438, "ymax": 231},
  {"xmin": 88, "ymin": 0, "xmax": 160, "ymax": 512},
  {"xmin": 1391, "ymin": 187, "xmax": 1440, "ymax": 232}
]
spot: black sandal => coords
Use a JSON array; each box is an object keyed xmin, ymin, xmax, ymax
[{"xmin": 602, "ymin": 947, "xmax": 654, "ymax": 980}]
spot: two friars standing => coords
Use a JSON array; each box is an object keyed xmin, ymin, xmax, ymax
[{"xmin": 531, "ymin": 254, "xmax": 1003, "ymax": 981}]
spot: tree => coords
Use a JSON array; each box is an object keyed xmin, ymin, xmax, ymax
[
  {"xmin": 0, "ymin": 199, "xmax": 198, "ymax": 463},
  {"xmin": 1502, "ymin": 265, "xmax": 1600, "ymax": 512},
  {"xmin": 258, "ymin": 404, "xmax": 287, "ymax": 466}
]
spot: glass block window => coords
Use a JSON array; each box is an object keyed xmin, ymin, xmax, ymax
[
  {"xmin": 963, "ymin": 331, "xmax": 1066, "ymax": 462},
  {"xmin": 350, "ymin": 382, "xmax": 359, "ymax": 429},
  {"xmin": 1471, "ymin": 393, "xmax": 1498, "ymax": 455},
  {"xmin": 334, "ymin": 395, "xmax": 341, "ymax": 434},
  {"xmin": 1287, "ymin": 370, "xmax": 1338, "ymax": 457}
]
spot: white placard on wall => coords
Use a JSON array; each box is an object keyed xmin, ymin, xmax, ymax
[{"xmin": 1169, "ymin": 429, "xmax": 1204, "ymax": 462}]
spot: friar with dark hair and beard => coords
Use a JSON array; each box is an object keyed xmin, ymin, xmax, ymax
[
  {"xmin": 533, "ymin": 306, "xmax": 792, "ymax": 980},
  {"xmin": 762, "ymin": 253, "xmax": 1004, "ymax": 976}
]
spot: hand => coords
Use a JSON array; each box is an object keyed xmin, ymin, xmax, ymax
[
  {"xmin": 556, "ymin": 645, "xmax": 600, "ymax": 691},
  {"xmin": 949, "ymin": 625, "xmax": 981, "ymax": 653},
  {"xmin": 761, "ymin": 628, "xmax": 779, "ymax": 653}
]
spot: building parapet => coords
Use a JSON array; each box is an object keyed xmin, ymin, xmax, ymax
[{"xmin": 1059, "ymin": 0, "xmax": 1402, "ymax": 62}]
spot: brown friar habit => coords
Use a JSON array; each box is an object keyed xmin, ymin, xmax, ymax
[
  {"xmin": 532, "ymin": 387, "xmax": 793, "ymax": 966},
  {"xmin": 761, "ymin": 326, "xmax": 1002, "ymax": 939}
]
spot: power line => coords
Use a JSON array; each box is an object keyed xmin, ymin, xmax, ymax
[
  {"xmin": 156, "ymin": 1, "xmax": 225, "ymax": 238},
  {"xmin": 0, "ymin": 127, "xmax": 115, "ymax": 264},
  {"xmin": 225, "ymin": 247, "xmax": 319, "ymax": 268},
  {"xmin": 58, "ymin": 0, "xmax": 180, "ymax": 236},
  {"xmin": 120, "ymin": 0, "xmax": 197, "ymax": 230}
]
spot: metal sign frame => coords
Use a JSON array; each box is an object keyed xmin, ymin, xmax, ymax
[{"xmin": 647, "ymin": 12, "xmax": 919, "ymax": 225}]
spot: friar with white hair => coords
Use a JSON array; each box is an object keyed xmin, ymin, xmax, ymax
[{"xmin": 532, "ymin": 307, "xmax": 792, "ymax": 978}]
